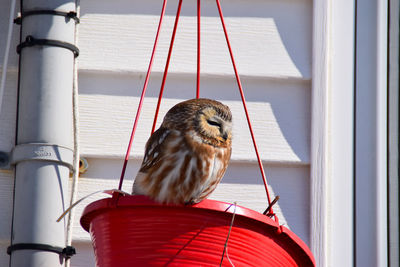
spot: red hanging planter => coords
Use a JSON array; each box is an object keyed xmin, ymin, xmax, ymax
[{"xmin": 80, "ymin": 195, "xmax": 315, "ymax": 267}]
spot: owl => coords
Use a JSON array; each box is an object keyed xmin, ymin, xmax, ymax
[{"xmin": 132, "ymin": 98, "xmax": 232, "ymax": 204}]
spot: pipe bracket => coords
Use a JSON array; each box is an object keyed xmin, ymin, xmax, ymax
[
  {"xmin": 10, "ymin": 143, "xmax": 74, "ymax": 170},
  {"xmin": 14, "ymin": 10, "xmax": 80, "ymax": 25},
  {"xmin": 7, "ymin": 243, "xmax": 76, "ymax": 259},
  {"xmin": 17, "ymin": 35, "xmax": 79, "ymax": 57}
]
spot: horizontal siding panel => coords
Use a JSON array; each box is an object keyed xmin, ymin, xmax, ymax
[
  {"xmin": 78, "ymin": 72, "xmax": 310, "ymax": 164},
  {"xmin": 0, "ymin": 243, "xmax": 10, "ymax": 267},
  {"xmin": 0, "ymin": 171, "xmax": 14, "ymax": 242},
  {"xmin": 69, "ymin": 242, "xmax": 96, "ymax": 267},
  {"xmin": 0, "ymin": 0, "xmax": 19, "ymax": 72},
  {"xmin": 0, "ymin": 73, "xmax": 310, "ymax": 164},
  {"xmin": 67, "ymin": 158, "xmax": 309, "ymax": 246},
  {"xmin": 0, "ymin": 0, "xmax": 312, "ymax": 80},
  {"xmin": 77, "ymin": 0, "xmax": 311, "ymax": 79}
]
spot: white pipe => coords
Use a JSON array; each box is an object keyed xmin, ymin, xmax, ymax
[{"xmin": 10, "ymin": 0, "xmax": 76, "ymax": 266}]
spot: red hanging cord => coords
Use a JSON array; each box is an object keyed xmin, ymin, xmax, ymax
[
  {"xmin": 151, "ymin": 0, "xmax": 183, "ymax": 134},
  {"xmin": 116, "ymin": 0, "xmax": 277, "ymax": 221},
  {"xmin": 196, "ymin": 0, "xmax": 201, "ymax": 98},
  {"xmin": 215, "ymin": 0, "xmax": 276, "ymax": 219},
  {"xmin": 117, "ymin": 0, "xmax": 168, "ymax": 191}
]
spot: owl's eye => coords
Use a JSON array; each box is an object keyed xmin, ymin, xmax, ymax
[{"xmin": 207, "ymin": 119, "xmax": 221, "ymax": 128}]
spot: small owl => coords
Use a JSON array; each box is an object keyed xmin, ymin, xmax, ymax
[{"xmin": 132, "ymin": 98, "xmax": 232, "ymax": 204}]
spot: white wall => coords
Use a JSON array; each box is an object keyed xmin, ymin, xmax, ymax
[{"xmin": 0, "ymin": 0, "xmax": 312, "ymax": 266}]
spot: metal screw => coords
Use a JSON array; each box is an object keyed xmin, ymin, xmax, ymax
[
  {"xmin": 79, "ymin": 157, "xmax": 89, "ymax": 174},
  {"xmin": 0, "ymin": 152, "xmax": 10, "ymax": 168}
]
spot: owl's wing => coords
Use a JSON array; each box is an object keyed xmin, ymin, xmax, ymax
[{"xmin": 139, "ymin": 127, "xmax": 170, "ymax": 173}]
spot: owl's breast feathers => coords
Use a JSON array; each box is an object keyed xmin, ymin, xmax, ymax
[
  {"xmin": 185, "ymin": 131, "xmax": 232, "ymax": 201},
  {"xmin": 133, "ymin": 127, "xmax": 231, "ymax": 204}
]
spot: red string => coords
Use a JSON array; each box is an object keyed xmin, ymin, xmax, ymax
[
  {"xmin": 151, "ymin": 0, "xmax": 183, "ymax": 134},
  {"xmin": 117, "ymin": 0, "xmax": 168, "ymax": 191},
  {"xmin": 215, "ymin": 0, "xmax": 276, "ymax": 219},
  {"xmin": 117, "ymin": 0, "xmax": 276, "ymax": 221},
  {"xmin": 196, "ymin": 0, "xmax": 201, "ymax": 98}
]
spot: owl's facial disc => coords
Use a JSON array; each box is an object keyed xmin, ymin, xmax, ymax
[{"xmin": 198, "ymin": 107, "xmax": 232, "ymax": 144}]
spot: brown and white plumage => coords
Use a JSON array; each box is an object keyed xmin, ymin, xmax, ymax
[{"xmin": 132, "ymin": 98, "xmax": 232, "ymax": 204}]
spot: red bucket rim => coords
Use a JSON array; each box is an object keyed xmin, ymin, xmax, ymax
[{"xmin": 80, "ymin": 195, "xmax": 315, "ymax": 266}]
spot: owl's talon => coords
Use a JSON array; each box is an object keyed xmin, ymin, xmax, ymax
[{"xmin": 184, "ymin": 200, "xmax": 195, "ymax": 206}]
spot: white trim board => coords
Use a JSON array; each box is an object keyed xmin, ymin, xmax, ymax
[
  {"xmin": 328, "ymin": 0, "xmax": 356, "ymax": 266},
  {"xmin": 310, "ymin": 0, "xmax": 329, "ymax": 265},
  {"xmin": 311, "ymin": 0, "xmax": 356, "ymax": 266}
]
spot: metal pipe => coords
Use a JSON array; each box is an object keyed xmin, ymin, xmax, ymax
[{"xmin": 10, "ymin": 0, "xmax": 76, "ymax": 266}]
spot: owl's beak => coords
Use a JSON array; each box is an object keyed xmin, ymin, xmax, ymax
[
  {"xmin": 221, "ymin": 123, "xmax": 231, "ymax": 141},
  {"xmin": 222, "ymin": 132, "xmax": 229, "ymax": 141}
]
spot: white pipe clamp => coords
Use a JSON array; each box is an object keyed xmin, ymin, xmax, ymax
[{"xmin": 10, "ymin": 143, "xmax": 74, "ymax": 170}]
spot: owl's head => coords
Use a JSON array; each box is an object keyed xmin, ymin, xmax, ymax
[{"xmin": 162, "ymin": 98, "xmax": 232, "ymax": 147}]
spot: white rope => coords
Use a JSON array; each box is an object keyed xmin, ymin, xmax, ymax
[
  {"xmin": 57, "ymin": 189, "xmax": 130, "ymax": 223},
  {"xmin": 0, "ymin": 0, "xmax": 16, "ymax": 114},
  {"xmin": 65, "ymin": 1, "xmax": 81, "ymax": 266},
  {"xmin": 220, "ymin": 202, "xmax": 237, "ymax": 267}
]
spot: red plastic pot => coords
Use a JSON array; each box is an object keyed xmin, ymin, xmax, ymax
[{"xmin": 80, "ymin": 195, "xmax": 315, "ymax": 267}]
